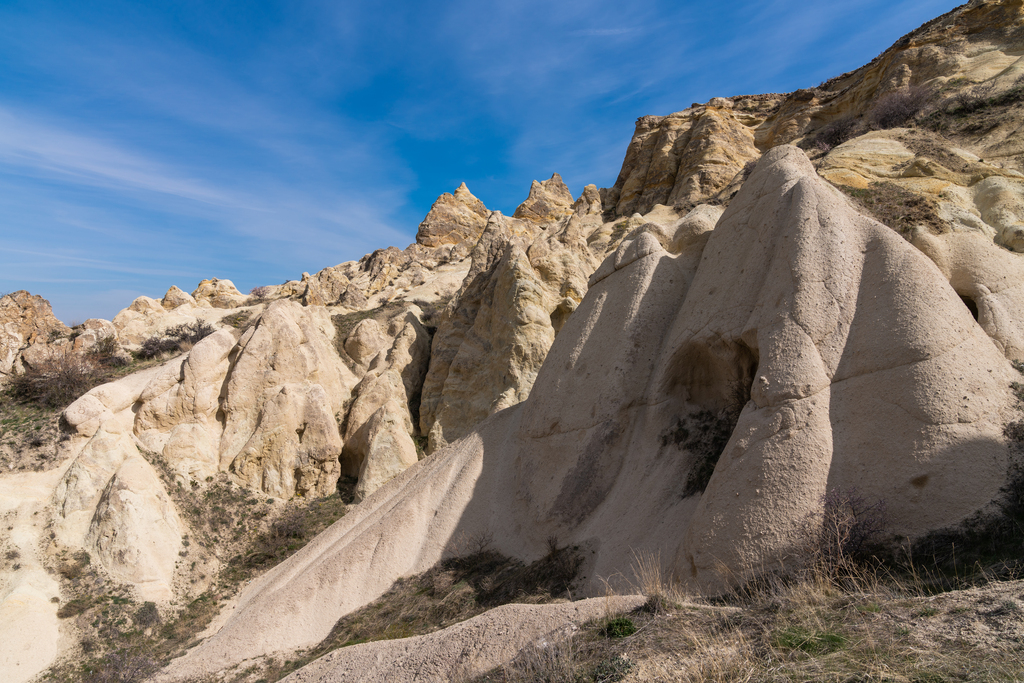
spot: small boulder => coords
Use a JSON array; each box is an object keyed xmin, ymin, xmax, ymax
[
  {"xmin": 161, "ymin": 286, "xmax": 197, "ymax": 309},
  {"xmin": 191, "ymin": 278, "xmax": 247, "ymax": 309},
  {"xmin": 344, "ymin": 319, "xmax": 388, "ymax": 366}
]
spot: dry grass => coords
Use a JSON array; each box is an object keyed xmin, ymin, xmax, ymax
[
  {"xmin": 836, "ymin": 181, "xmax": 948, "ymax": 237},
  {"xmin": 482, "ymin": 555, "xmax": 1024, "ymax": 683}
]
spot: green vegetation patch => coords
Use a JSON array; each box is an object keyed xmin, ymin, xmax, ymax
[{"xmin": 772, "ymin": 625, "xmax": 847, "ymax": 656}]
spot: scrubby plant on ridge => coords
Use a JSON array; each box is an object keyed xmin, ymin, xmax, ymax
[
  {"xmin": 8, "ymin": 349, "xmax": 102, "ymax": 409},
  {"xmin": 868, "ymin": 85, "xmax": 932, "ymax": 129},
  {"xmin": 813, "ymin": 115, "xmax": 859, "ymax": 151},
  {"xmin": 137, "ymin": 320, "xmax": 215, "ymax": 359}
]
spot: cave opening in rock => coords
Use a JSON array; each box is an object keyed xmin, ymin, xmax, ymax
[
  {"xmin": 661, "ymin": 340, "xmax": 757, "ymax": 496},
  {"xmin": 959, "ymin": 294, "xmax": 979, "ymax": 322}
]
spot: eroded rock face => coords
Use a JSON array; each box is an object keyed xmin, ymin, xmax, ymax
[
  {"xmin": 0, "ymin": 291, "xmax": 70, "ymax": 379},
  {"xmin": 416, "ymin": 183, "xmax": 490, "ymax": 249},
  {"xmin": 65, "ymin": 300, "xmax": 359, "ymax": 499},
  {"xmin": 167, "ymin": 148, "xmax": 1022, "ymax": 678},
  {"xmin": 85, "ymin": 455, "xmax": 183, "ymax": 601},
  {"xmin": 343, "ymin": 314, "xmax": 431, "ymax": 500},
  {"xmin": 911, "ymin": 226, "xmax": 1024, "ymax": 359},
  {"xmin": 513, "ymin": 173, "xmax": 575, "ymax": 223},
  {"xmin": 162, "ymin": 286, "xmax": 197, "ymax": 309},
  {"xmin": 604, "ymin": 104, "xmax": 761, "ymax": 216},
  {"xmin": 418, "ymin": 209, "xmax": 598, "ymax": 451},
  {"xmin": 344, "ymin": 319, "xmax": 389, "ymax": 366}
]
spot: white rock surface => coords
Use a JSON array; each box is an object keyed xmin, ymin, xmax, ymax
[{"xmin": 85, "ymin": 455, "xmax": 183, "ymax": 601}]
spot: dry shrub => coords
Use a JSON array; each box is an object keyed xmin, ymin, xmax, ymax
[
  {"xmin": 80, "ymin": 651, "xmax": 159, "ymax": 683},
  {"xmin": 501, "ymin": 634, "xmax": 583, "ymax": 683},
  {"xmin": 135, "ymin": 601, "xmax": 160, "ymax": 628},
  {"xmin": 9, "ymin": 350, "xmax": 101, "ymax": 408},
  {"xmin": 838, "ymin": 181, "xmax": 947, "ymax": 236},
  {"xmin": 805, "ymin": 487, "xmax": 888, "ymax": 576},
  {"xmin": 813, "ymin": 116, "xmax": 858, "ymax": 151},
  {"xmin": 137, "ymin": 321, "xmax": 215, "ymax": 359},
  {"xmin": 869, "ymin": 85, "xmax": 931, "ymax": 129}
]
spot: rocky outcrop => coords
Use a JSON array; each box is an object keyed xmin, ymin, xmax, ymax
[
  {"xmin": 342, "ymin": 313, "xmax": 431, "ymax": 500},
  {"xmin": 162, "ymin": 286, "xmax": 197, "ymax": 309},
  {"xmin": 85, "ymin": 455, "xmax": 183, "ymax": 601},
  {"xmin": 604, "ymin": 103, "xmax": 761, "ymax": 216},
  {"xmin": 70, "ymin": 318, "xmax": 118, "ymax": 354},
  {"xmin": 415, "ymin": 183, "xmax": 489, "ymax": 250},
  {"xmin": 111, "ymin": 295, "xmax": 229, "ymax": 349},
  {"xmin": 513, "ymin": 173, "xmax": 575, "ymax": 223},
  {"xmin": 164, "ymin": 147, "xmax": 1022, "ymax": 677},
  {"xmin": 191, "ymin": 278, "xmax": 247, "ymax": 308},
  {"xmin": 911, "ymin": 226, "xmax": 1024, "ymax": 359},
  {"xmin": 64, "ymin": 301, "xmax": 359, "ymax": 499},
  {"xmin": 0, "ymin": 291, "xmax": 70, "ymax": 379},
  {"xmin": 418, "ymin": 208, "xmax": 599, "ymax": 451}
]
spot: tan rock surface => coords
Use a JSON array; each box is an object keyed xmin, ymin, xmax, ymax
[
  {"xmin": 0, "ymin": 465, "xmax": 68, "ymax": 683},
  {"xmin": 85, "ymin": 455, "xmax": 183, "ymax": 601},
  {"xmin": 415, "ymin": 182, "xmax": 489, "ymax": 248},
  {"xmin": 111, "ymin": 294, "xmax": 232, "ymax": 349},
  {"xmin": 911, "ymin": 227, "xmax": 1024, "ymax": 359},
  {"xmin": 343, "ymin": 318, "xmax": 388, "ymax": 366},
  {"xmin": 71, "ymin": 318, "xmax": 117, "ymax": 353},
  {"xmin": 513, "ymin": 173, "xmax": 575, "ymax": 223},
  {"xmin": 342, "ymin": 315, "xmax": 430, "ymax": 499},
  {"xmin": 191, "ymin": 278, "xmax": 248, "ymax": 308},
  {"xmin": 161, "ymin": 285, "xmax": 197, "ymax": 309},
  {"xmin": 62, "ymin": 300, "xmax": 359, "ymax": 505},
  {"xmin": 603, "ymin": 105, "xmax": 760, "ymax": 217},
  {"xmin": 419, "ymin": 208, "xmax": 597, "ymax": 451},
  {"xmin": 0, "ymin": 291, "xmax": 70, "ymax": 379}
]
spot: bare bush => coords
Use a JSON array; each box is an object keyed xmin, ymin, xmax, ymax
[
  {"xmin": 803, "ymin": 487, "xmax": 888, "ymax": 577},
  {"xmin": 135, "ymin": 601, "xmax": 160, "ymax": 628},
  {"xmin": 814, "ymin": 116, "xmax": 858, "ymax": 151},
  {"xmin": 9, "ymin": 350, "xmax": 101, "ymax": 408},
  {"xmin": 165, "ymin": 320, "xmax": 215, "ymax": 346},
  {"xmin": 137, "ymin": 336, "xmax": 178, "ymax": 359},
  {"xmin": 82, "ymin": 651, "xmax": 159, "ymax": 683},
  {"xmin": 869, "ymin": 86, "xmax": 931, "ymax": 129},
  {"xmin": 501, "ymin": 634, "xmax": 582, "ymax": 683},
  {"xmin": 137, "ymin": 321, "xmax": 215, "ymax": 359}
]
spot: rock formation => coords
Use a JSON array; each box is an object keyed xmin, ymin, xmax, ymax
[
  {"xmin": 415, "ymin": 182, "xmax": 489, "ymax": 252},
  {"xmin": 4, "ymin": 3, "xmax": 1024, "ymax": 681},
  {"xmin": 0, "ymin": 291, "xmax": 70, "ymax": 380},
  {"xmin": 513, "ymin": 173, "xmax": 575, "ymax": 223},
  {"xmin": 191, "ymin": 278, "xmax": 248, "ymax": 308},
  {"xmin": 162, "ymin": 146, "xmax": 1022, "ymax": 678}
]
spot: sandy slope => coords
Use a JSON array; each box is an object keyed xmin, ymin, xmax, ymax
[{"xmin": 0, "ymin": 462, "xmax": 72, "ymax": 683}]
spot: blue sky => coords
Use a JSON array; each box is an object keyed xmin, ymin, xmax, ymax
[{"xmin": 0, "ymin": 0, "xmax": 962, "ymax": 322}]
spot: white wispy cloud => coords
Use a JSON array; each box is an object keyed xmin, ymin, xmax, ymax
[{"xmin": 0, "ymin": 107, "xmax": 238, "ymax": 206}]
